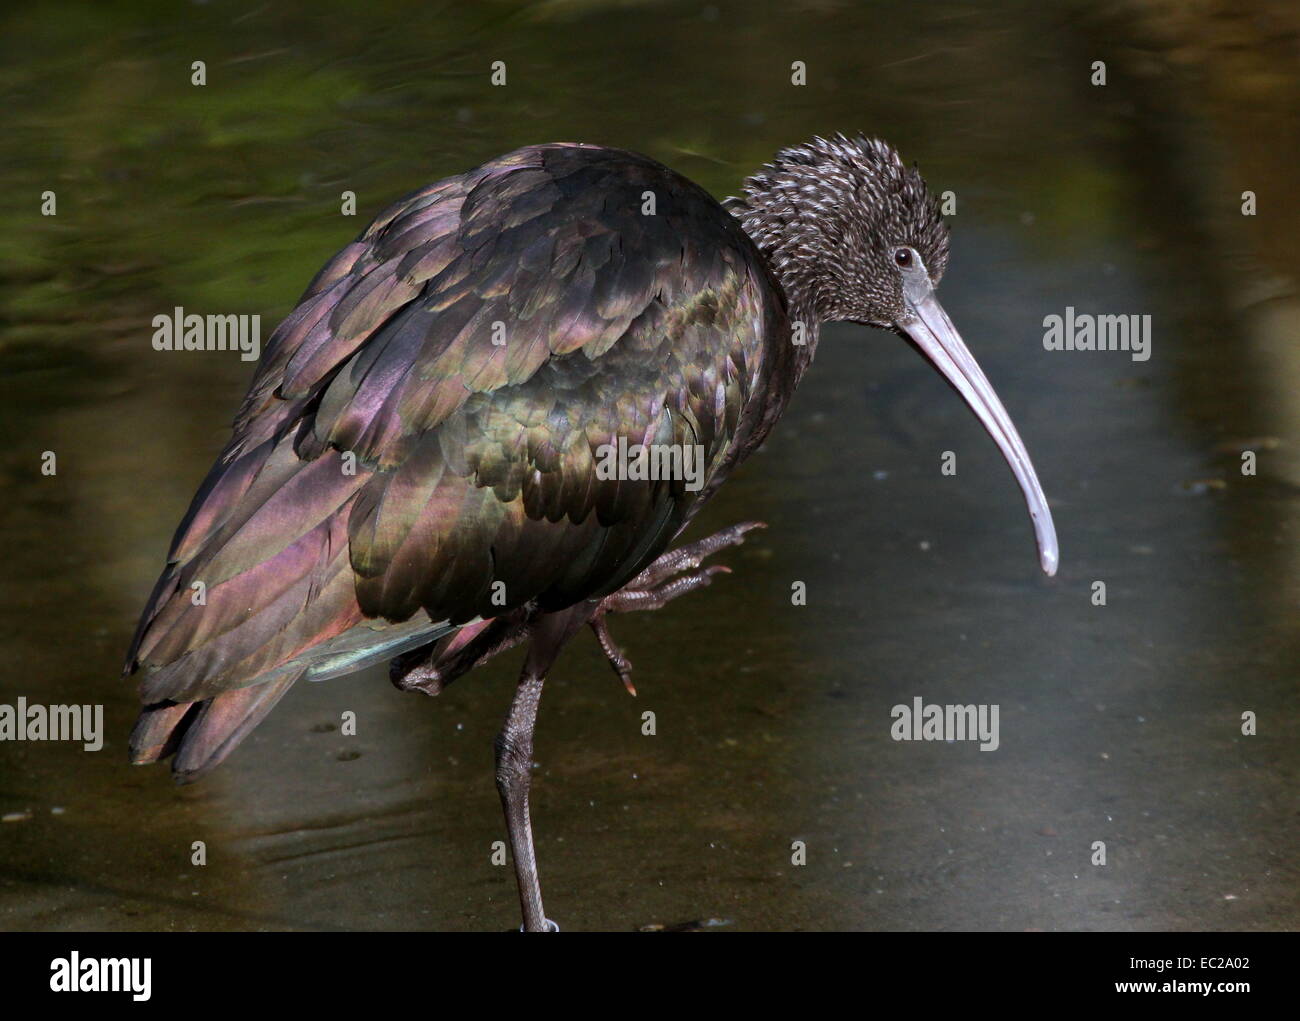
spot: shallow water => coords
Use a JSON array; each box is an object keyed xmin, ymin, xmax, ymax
[{"xmin": 1, "ymin": 1, "xmax": 1296, "ymax": 931}]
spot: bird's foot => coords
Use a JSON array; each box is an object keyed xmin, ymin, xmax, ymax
[
  {"xmin": 590, "ymin": 521, "xmax": 765, "ymax": 695},
  {"xmin": 390, "ymin": 645, "xmax": 452, "ymax": 696},
  {"xmin": 589, "ymin": 612, "xmax": 637, "ymax": 695},
  {"xmin": 517, "ymin": 919, "xmax": 560, "ymax": 932},
  {"xmin": 618, "ymin": 520, "xmax": 766, "ymax": 597},
  {"xmin": 391, "ymin": 616, "xmax": 529, "ymax": 696}
]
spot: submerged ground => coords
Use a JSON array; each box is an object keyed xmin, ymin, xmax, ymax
[{"xmin": 0, "ymin": 0, "xmax": 1296, "ymax": 930}]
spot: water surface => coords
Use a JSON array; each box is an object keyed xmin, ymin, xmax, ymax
[{"xmin": 1, "ymin": 0, "xmax": 1296, "ymax": 931}]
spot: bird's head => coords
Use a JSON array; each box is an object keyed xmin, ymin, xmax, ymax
[
  {"xmin": 729, "ymin": 134, "xmax": 1058, "ymax": 577},
  {"xmin": 727, "ymin": 133, "xmax": 949, "ymax": 327}
]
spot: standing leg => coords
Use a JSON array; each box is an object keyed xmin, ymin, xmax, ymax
[
  {"xmin": 496, "ymin": 669, "xmax": 552, "ymax": 931},
  {"xmin": 494, "ymin": 608, "xmax": 587, "ymax": 932}
]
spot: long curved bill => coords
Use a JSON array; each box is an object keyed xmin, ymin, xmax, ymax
[{"xmin": 897, "ymin": 277, "xmax": 1059, "ymax": 577}]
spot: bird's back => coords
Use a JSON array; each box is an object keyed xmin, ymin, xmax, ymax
[{"xmin": 125, "ymin": 143, "xmax": 793, "ymax": 778}]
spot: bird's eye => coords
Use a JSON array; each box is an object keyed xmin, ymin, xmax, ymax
[{"xmin": 894, "ymin": 248, "xmax": 913, "ymax": 268}]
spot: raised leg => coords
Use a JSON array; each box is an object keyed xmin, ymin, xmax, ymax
[
  {"xmin": 619, "ymin": 520, "xmax": 765, "ymax": 594},
  {"xmin": 590, "ymin": 613, "xmax": 636, "ymax": 695},
  {"xmin": 589, "ymin": 520, "xmax": 765, "ymax": 693},
  {"xmin": 392, "ymin": 615, "xmax": 529, "ymax": 696},
  {"xmin": 600, "ymin": 562, "xmax": 731, "ymax": 614}
]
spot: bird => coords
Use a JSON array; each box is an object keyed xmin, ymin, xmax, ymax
[{"xmin": 125, "ymin": 135, "xmax": 1058, "ymax": 932}]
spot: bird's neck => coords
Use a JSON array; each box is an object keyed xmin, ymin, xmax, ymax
[
  {"xmin": 726, "ymin": 195, "xmax": 824, "ymax": 382},
  {"xmin": 784, "ymin": 294, "xmax": 821, "ymax": 383}
]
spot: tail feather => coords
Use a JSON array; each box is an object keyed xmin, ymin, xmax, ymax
[
  {"xmin": 129, "ymin": 701, "xmax": 200, "ymax": 764},
  {"xmin": 129, "ymin": 672, "xmax": 301, "ymax": 784}
]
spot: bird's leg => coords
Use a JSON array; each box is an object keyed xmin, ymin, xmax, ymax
[
  {"xmin": 497, "ymin": 669, "xmax": 549, "ymax": 931},
  {"xmin": 618, "ymin": 520, "xmax": 766, "ymax": 596},
  {"xmin": 600, "ymin": 564, "xmax": 732, "ymax": 613},
  {"xmin": 588, "ymin": 521, "xmax": 765, "ymax": 693},
  {"xmin": 391, "ymin": 615, "xmax": 529, "ymax": 696},
  {"xmin": 589, "ymin": 613, "xmax": 636, "ymax": 695},
  {"xmin": 495, "ymin": 607, "xmax": 587, "ymax": 932}
]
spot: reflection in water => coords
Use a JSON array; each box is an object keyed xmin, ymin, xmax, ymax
[{"xmin": 0, "ymin": 1, "xmax": 1295, "ymax": 930}]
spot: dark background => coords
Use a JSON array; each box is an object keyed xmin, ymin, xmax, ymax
[{"xmin": 0, "ymin": 0, "xmax": 1296, "ymax": 931}]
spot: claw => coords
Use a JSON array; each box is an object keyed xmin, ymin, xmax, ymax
[
  {"xmin": 588, "ymin": 522, "xmax": 763, "ymax": 694},
  {"xmin": 622, "ymin": 521, "xmax": 766, "ymax": 592},
  {"xmin": 590, "ymin": 613, "xmax": 636, "ymax": 696}
]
